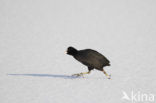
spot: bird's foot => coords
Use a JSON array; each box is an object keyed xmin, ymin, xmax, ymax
[
  {"xmin": 107, "ymin": 74, "xmax": 111, "ymax": 79},
  {"xmin": 72, "ymin": 73, "xmax": 84, "ymax": 77}
]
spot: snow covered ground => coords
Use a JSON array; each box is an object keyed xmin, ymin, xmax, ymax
[{"xmin": 0, "ymin": 0, "xmax": 156, "ymax": 103}]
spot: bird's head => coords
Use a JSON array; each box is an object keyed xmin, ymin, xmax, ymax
[{"xmin": 66, "ymin": 46, "xmax": 78, "ymax": 56}]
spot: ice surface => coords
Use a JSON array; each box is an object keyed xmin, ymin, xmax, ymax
[{"xmin": 0, "ymin": 0, "xmax": 156, "ymax": 103}]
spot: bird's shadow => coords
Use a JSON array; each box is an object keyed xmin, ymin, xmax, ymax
[{"xmin": 8, "ymin": 73, "xmax": 81, "ymax": 79}]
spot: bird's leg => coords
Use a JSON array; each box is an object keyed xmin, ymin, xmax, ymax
[
  {"xmin": 103, "ymin": 70, "xmax": 111, "ymax": 79},
  {"xmin": 72, "ymin": 71, "xmax": 91, "ymax": 77}
]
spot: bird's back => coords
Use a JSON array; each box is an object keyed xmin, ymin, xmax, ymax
[{"xmin": 74, "ymin": 49, "xmax": 110, "ymax": 69}]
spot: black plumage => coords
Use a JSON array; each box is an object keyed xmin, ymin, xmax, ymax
[{"xmin": 66, "ymin": 46, "xmax": 111, "ymax": 79}]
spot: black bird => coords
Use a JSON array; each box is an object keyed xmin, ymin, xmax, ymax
[{"xmin": 66, "ymin": 46, "xmax": 111, "ymax": 79}]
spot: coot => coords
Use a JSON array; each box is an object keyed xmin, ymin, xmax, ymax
[{"xmin": 66, "ymin": 46, "xmax": 111, "ymax": 79}]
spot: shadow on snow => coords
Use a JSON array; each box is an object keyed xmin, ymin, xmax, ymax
[{"xmin": 8, "ymin": 74, "xmax": 81, "ymax": 79}]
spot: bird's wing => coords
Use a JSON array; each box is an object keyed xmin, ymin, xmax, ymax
[
  {"xmin": 75, "ymin": 50, "xmax": 101, "ymax": 67},
  {"xmin": 86, "ymin": 49, "xmax": 110, "ymax": 63}
]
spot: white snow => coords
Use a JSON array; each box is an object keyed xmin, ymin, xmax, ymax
[{"xmin": 0, "ymin": 0, "xmax": 156, "ymax": 103}]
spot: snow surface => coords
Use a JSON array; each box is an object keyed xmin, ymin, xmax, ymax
[{"xmin": 0, "ymin": 0, "xmax": 156, "ymax": 103}]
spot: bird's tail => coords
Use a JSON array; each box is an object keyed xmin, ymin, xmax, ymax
[{"xmin": 107, "ymin": 63, "xmax": 111, "ymax": 66}]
